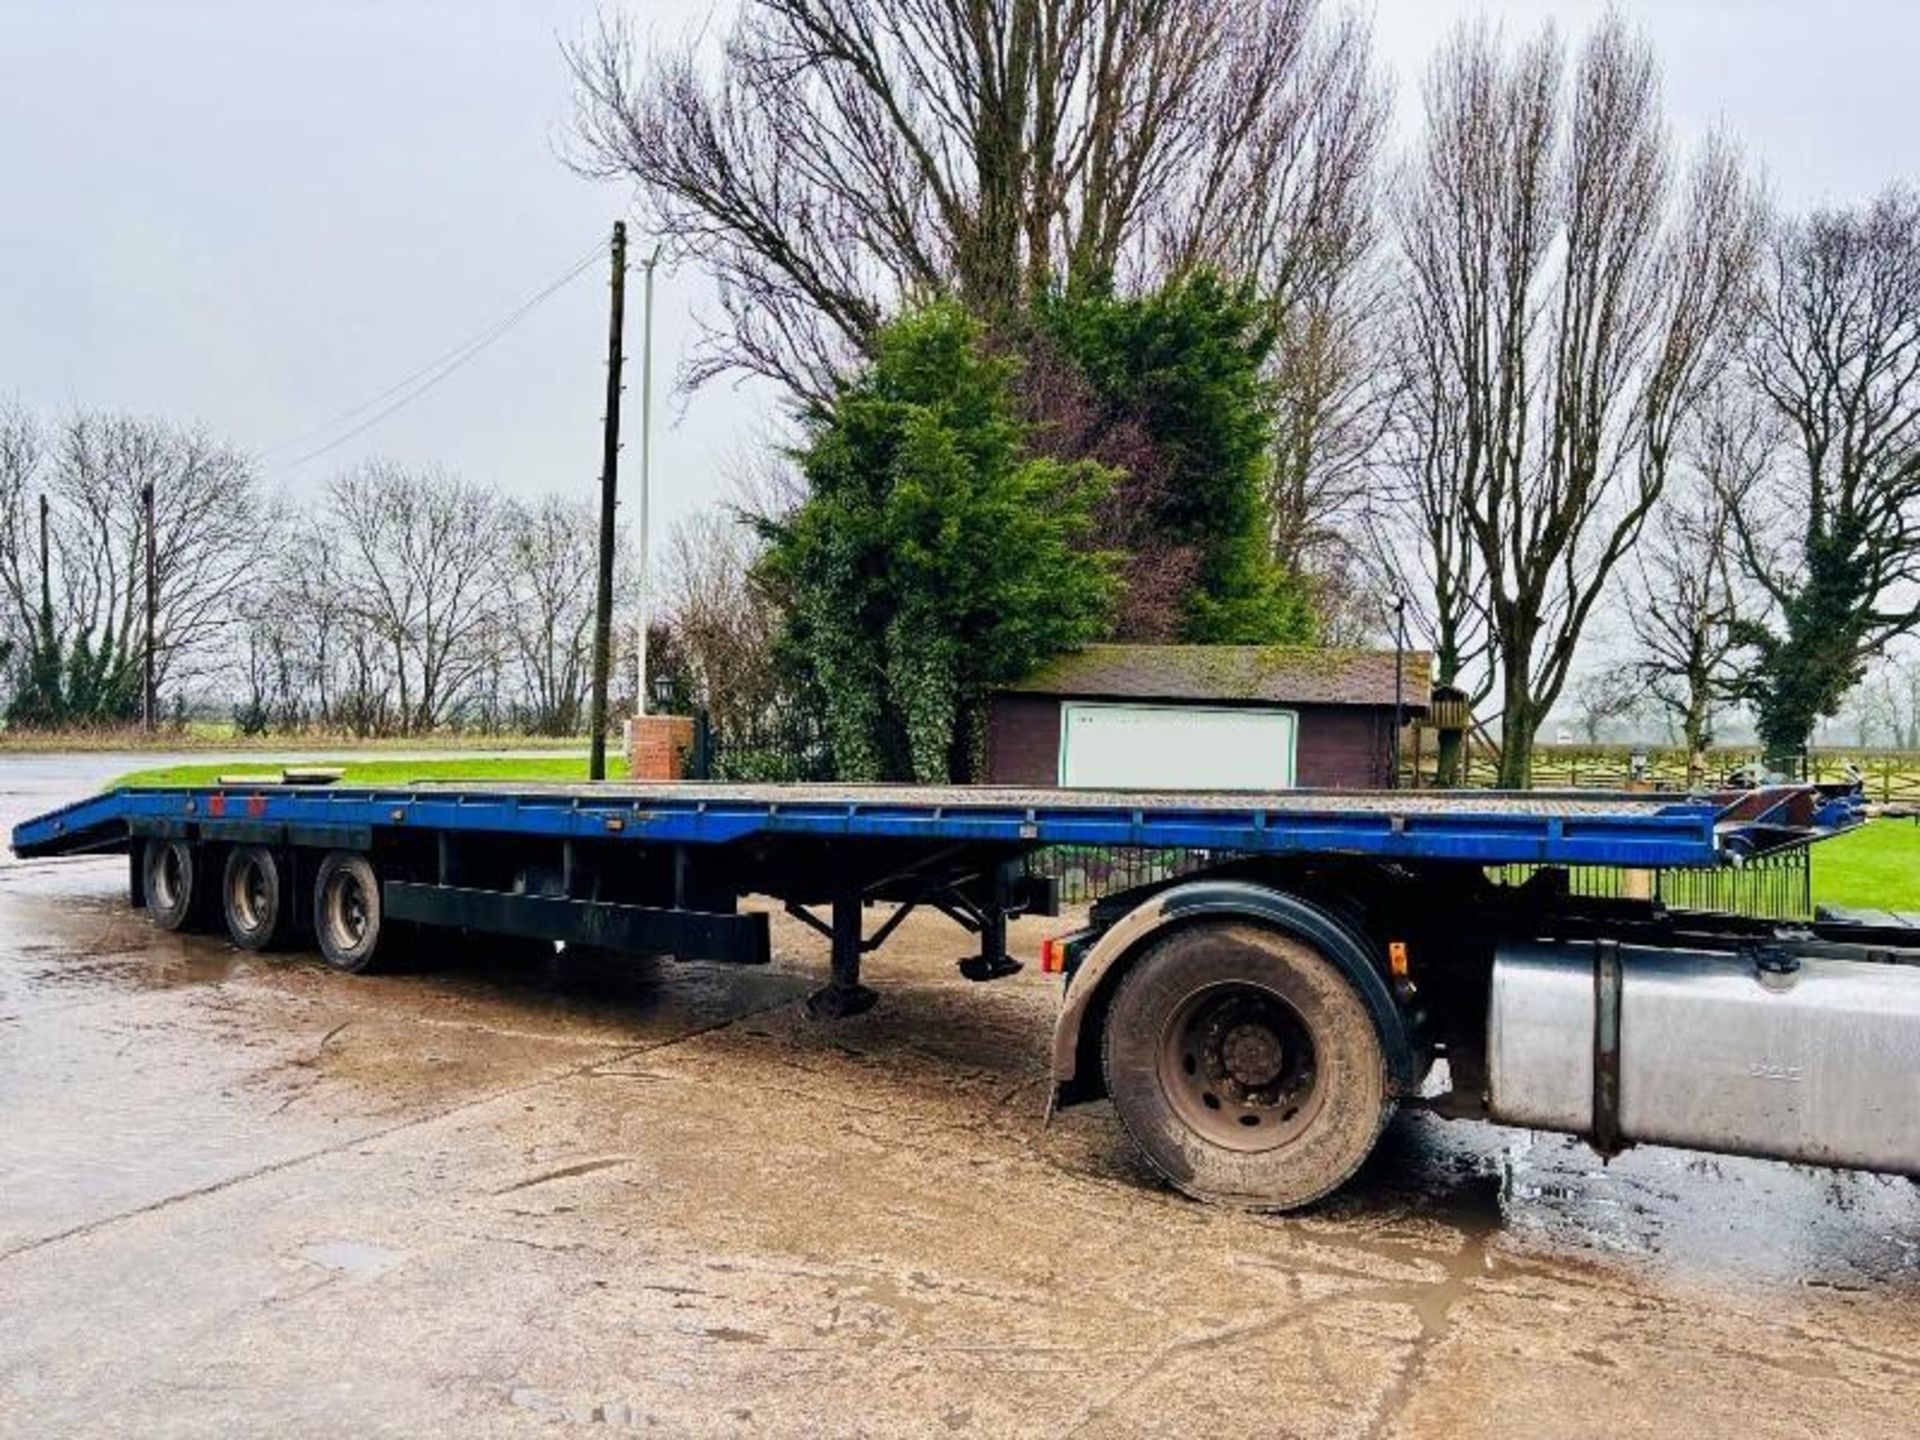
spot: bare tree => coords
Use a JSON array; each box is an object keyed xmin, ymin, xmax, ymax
[
  {"xmin": 1626, "ymin": 389, "xmax": 1762, "ymax": 779},
  {"xmin": 659, "ymin": 512, "xmax": 783, "ymax": 732},
  {"xmin": 324, "ymin": 463, "xmax": 503, "ymax": 734},
  {"xmin": 568, "ymin": 0, "xmax": 1383, "ymax": 404},
  {"xmin": 1860, "ymin": 656, "xmax": 1920, "ymax": 752},
  {"xmin": 1264, "ymin": 261, "xmax": 1393, "ymax": 600},
  {"xmin": 1727, "ymin": 185, "xmax": 1920, "ymax": 762},
  {"xmin": 1568, "ymin": 669, "xmax": 1641, "ymax": 745},
  {"xmin": 0, "ymin": 402, "xmax": 44, "ymax": 684},
  {"xmin": 232, "ymin": 583, "xmax": 304, "ymax": 734},
  {"xmin": 255, "ymin": 528, "xmax": 378, "ymax": 733},
  {"xmin": 1388, "ymin": 16, "xmax": 1761, "ymax": 787},
  {"xmin": 45, "ymin": 412, "xmax": 269, "ymax": 716},
  {"xmin": 1842, "ymin": 669, "xmax": 1900, "ymax": 750},
  {"xmin": 1372, "ymin": 267, "xmax": 1495, "ymax": 785},
  {"xmin": 1892, "ymin": 659, "xmax": 1920, "ymax": 753},
  {"xmin": 502, "ymin": 495, "xmax": 601, "ymax": 736}
]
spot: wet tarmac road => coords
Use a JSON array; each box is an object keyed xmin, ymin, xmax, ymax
[{"xmin": 2, "ymin": 755, "xmax": 1918, "ymax": 1436}]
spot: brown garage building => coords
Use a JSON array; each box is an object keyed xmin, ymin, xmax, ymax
[{"xmin": 985, "ymin": 644, "xmax": 1430, "ymax": 791}]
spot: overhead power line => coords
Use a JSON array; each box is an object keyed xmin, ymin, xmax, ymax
[{"xmin": 261, "ymin": 241, "xmax": 606, "ymax": 476}]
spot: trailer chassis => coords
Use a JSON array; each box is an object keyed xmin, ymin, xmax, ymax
[{"xmin": 120, "ymin": 806, "xmax": 1048, "ymax": 1018}]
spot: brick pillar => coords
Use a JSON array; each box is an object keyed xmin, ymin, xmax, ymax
[{"xmin": 626, "ymin": 713, "xmax": 695, "ymax": 781}]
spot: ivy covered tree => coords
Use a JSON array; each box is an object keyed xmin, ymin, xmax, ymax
[
  {"xmin": 7, "ymin": 557, "xmax": 67, "ymax": 728},
  {"xmin": 1728, "ymin": 187, "xmax": 1920, "ymax": 765},
  {"xmin": 4, "ymin": 485, "xmax": 67, "ymax": 729},
  {"xmin": 760, "ymin": 304, "xmax": 1118, "ymax": 782},
  {"xmin": 1036, "ymin": 271, "xmax": 1313, "ymax": 643}
]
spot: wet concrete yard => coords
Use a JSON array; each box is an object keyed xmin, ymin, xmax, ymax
[{"xmin": 2, "ymin": 757, "xmax": 1918, "ymax": 1435}]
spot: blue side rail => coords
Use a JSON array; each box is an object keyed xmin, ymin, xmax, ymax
[{"xmin": 7, "ymin": 781, "xmax": 1867, "ymax": 871}]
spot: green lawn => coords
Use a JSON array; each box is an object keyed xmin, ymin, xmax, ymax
[
  {"xmin": 109, "ymin": 754, "xmax": 629, "ymax": 790},
  {"xmin": 1, "ymin": 725, "xmax": 601, "ymax": 754},
  {"xmin": 1810, "ymin": 817, "xmax": 1920, "ymax": 912}
]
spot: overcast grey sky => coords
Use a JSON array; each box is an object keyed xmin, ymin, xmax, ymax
[{"xmin": 3, "ymin": 0, "xmax": 1917, "ymax": 562}]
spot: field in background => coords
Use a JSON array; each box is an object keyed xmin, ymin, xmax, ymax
[
  {"xmin": 2, "ymin": 724, "xmax": 597, "ymax": 754},
  {"xmin": 110, "ymin": 755, "xmax": 628, "ymax": 790}
]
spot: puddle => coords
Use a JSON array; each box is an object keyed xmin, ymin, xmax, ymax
[
  {"xmin": 1325, "ymin": 1108, "xmax": 1920, "ymax": 1303},
  {"xmin": 4, "ymin": 891, "xmax": 255, "ymax": 997}
]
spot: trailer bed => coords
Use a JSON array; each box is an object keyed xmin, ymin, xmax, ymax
[{"xmin": 8, "ymin": 779, "xmax": 1862, "ymax": 869}]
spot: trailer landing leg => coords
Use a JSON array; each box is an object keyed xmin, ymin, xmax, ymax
[
  {"xmin": 804, "ymin": 893, "xmax": 879, "ymax": 1019},
  {"xmin": 958, "ymin": 860, "xmax": 1023, "ymax": 983},
  {"xmin": 958, "ymin": 898, "xmax": 1021, "ymax": 982},
  {"xmin": 790, "ymin": 859, "xmax": 1029, "ymax": 1015}
]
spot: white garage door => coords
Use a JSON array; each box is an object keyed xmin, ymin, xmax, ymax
[{"xmin": 1058, "ymin": 702, "xmax": 1297, "ymax": 790}]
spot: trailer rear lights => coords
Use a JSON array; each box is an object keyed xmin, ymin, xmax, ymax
[
  {"xmin": 1388, "ymin": 941, "xmax": 1410, "ymax": 978},
  {"xmin": 1040, "ymin": 937, "xmax": 1068, "ymax": 974}
]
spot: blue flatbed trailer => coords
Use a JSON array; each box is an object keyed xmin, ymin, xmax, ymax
[
  {"xmin": 10, "ymin": 778, "xmax": 1863, "ymax": 868},
  {"xmin": 12, "ymin": 777, "xmax": 1917, "ymax": 1210}
]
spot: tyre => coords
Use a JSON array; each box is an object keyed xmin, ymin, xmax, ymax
[
  {"xmin": 222, "ymin": 845, "xmax": 290, "ymax": 951},
  {"xmin": 312, "ymin": 851, "xmax": 393, "ymax": 974},
  {"xmin": 143, "ymin": 838, "xmax": 204, "ymax": 933},
  {"xmin": 1101, "ymin": 920, "xmax": 1392, "ymax": 1211}
]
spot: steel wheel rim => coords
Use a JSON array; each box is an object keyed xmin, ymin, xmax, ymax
[
  {"xmin": 1156, "ymin": 981, "xmax": 1324, "ymax": 1153},
  {"xmin": 232, "ymin": 857, "xmax": 269, "ymax": 932},
  {"xmin": 325, "ymin": 870, "xmax": 370, "ymax": 950},
  {"xmin": 153, "ymin": 846, "xmax": 185, "ymax": 912}
]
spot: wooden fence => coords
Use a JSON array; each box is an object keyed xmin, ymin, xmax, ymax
[{"xmin": 1419, "ymin": 741, "xmax": 1920, "ymax": 804}]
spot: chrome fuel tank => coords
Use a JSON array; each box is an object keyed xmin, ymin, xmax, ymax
[{"xmin": 1489, "ymin": 940, "xmax": 1920, "ymax": 1174}]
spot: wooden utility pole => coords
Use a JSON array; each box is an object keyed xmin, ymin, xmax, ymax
[
  {"xmin": 142, "ymin": 482, "xmax": 157, "ymax": 731},
  {"xmin": 587, "ymin": 221, "xmax": 627, "ymax": 781},
  {"xmin": 36, "ymin": 495, "xmax": 50, "ymax": 615},
  {"xmin": 32, "ymin": 494, "xmax": 53, "ymax": 723}
]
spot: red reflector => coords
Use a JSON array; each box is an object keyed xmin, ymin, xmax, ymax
[{"xmin": 1040, "ymin": 938, "xmax": 1065, "ymax": 974}]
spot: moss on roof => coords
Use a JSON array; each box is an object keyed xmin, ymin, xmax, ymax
[{"xmin": 1003, "ymin": 644, "xmax": 1431, "ymax": 708}]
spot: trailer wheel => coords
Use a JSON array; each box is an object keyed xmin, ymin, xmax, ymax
[
  {"xmin": 1101, "ymin": 920, "xmax": 1391, "ymax": 1211},
  {"xmin": 222, "ymin": 845, "xmax": 290, "ymax": 951},
  {"xmin": 143, "ymin": 838, "xmax": 205, "ymax": 932},
  {"xmin": 312, "ymin": 851, "xmax": 392, "ymax": 974}
]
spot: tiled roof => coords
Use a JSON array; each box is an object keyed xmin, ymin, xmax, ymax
[{"xmin": 1002, "ymin": 644, "xmax": 1431, "ymax": 709}]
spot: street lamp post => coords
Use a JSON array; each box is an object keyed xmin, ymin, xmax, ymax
[
  {"xmin": 634, "ymin": 245, "xmax": 659, "ymax": 717},
  {"xmin": 1392, "ymin": 593, "xmax": 1408, "ymax": 790}
]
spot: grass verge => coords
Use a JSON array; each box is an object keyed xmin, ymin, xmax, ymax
[{"xmin": 1, "ymin": 725, "xmax": 599, "ymax": 755}]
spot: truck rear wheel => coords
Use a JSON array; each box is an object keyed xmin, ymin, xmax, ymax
[
  {"xmin": 313, "ymin": 851, "xmax": 393, "ymax": 974},
  {"xmin": 222, "ymin": 845, "xmax": 290, "ymax": 951},
  {"xmin": 143, "ymin": 838, "xmax": 205, "ymax": 933},
  {"xmin": 1101, "ymin": 921, "xmax": 1391, "ymax": 1211}
]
